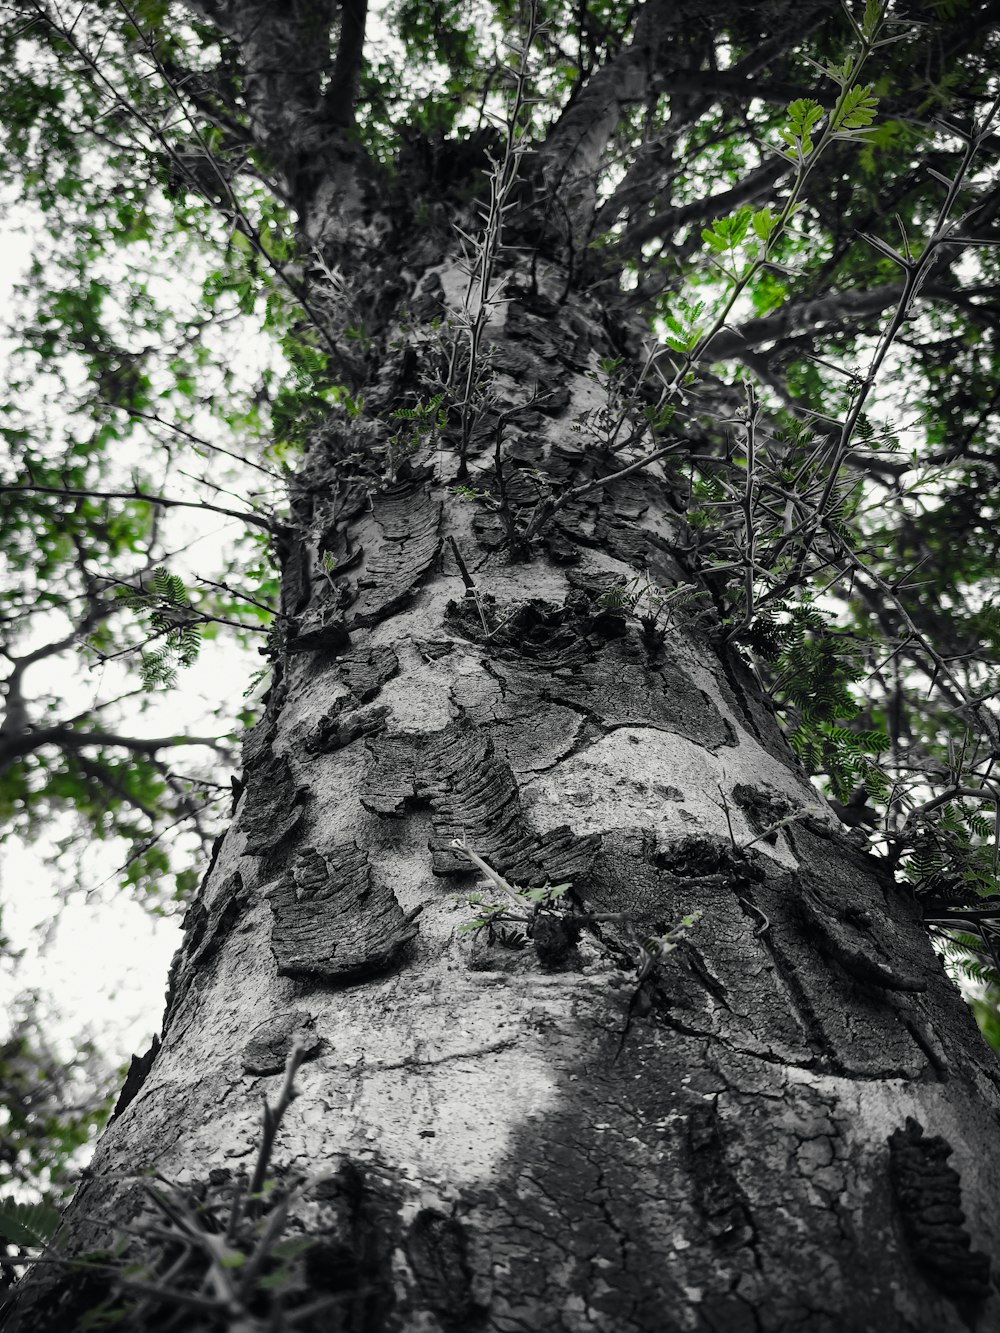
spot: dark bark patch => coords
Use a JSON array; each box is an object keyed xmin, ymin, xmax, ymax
[
  {"xmin": 303, "ymin": 1238, "xmax": 360, "ymax": 1296},
  {"xmin": 731, "ymin": 783, "xmax": 796, "ymax": 842},
  {"xmin": 760, "ymin": 829, "xmax": 937, "ymax": 1075},
  {"xmin": 424, "ymin": 728, "xmax": 545, "ymax": 875},
  {"xmin": 541, "ymin": 526, "xmax": 581, "ymax": 562},
  {"xmin": 351, "ymin": 479, "xmax": 442, "ymax": 628},
  {"xmin": 242, "ymin": 713, "xmax": 276, "ymax": 771},
  {"xmin": 471, "ymin": 506, "xmax": 507, "ymax": 551},
  {"xmin": 888, "ymin": 1116, "xmax": 991, "ymax": 1303},
  {"xmin": 530, "ymin": 913, "xmax": 583, "ymax": 969},
  {"xmin": 510, "ymin": 290, "xmax": 596, "ymax": 368},
  {"xmin": 445, "ymin": 590, "xmax": 624, "ymax": 666},
  {"xmin": 492, "ymin": 338, "xmax": 556, "ymax": 380},
  {"xmin": 111, "ymin": 1034, "xmax": 161, "ymax": 1120},
  {"xmin": 406, "ymin": 1209, "xmax": 485, "ymax": 1331},
  {"xmin": 267, "ymin": 843, "xmax": 418, "ymax": 983},
  {"xmin": 308, "ymin": 703, "xmax": 389, "ymax": 755},
  {"xmin": 285, "ymin": 602, "xmax": 352, "ymax": 654},
  {"xmin": 587, "ymin": 833, "xmax": 818, "ymax": 1056},
  {"xmin": 654, "ymin": 835, "xmax": 762, "ymax": 883},
  {"xmin": 450, "ymin": 662, "xmax": 587, "ymax": 775},
  {"xmin": 163, "ymin": 869, "xmax": 248, "ymax": 1034},
  {"xmin": 446, "ymin": 591, "xmax": 731, "ymax": 747},
  {"xmin": 586, "ymin": 828, "xmax": 674, "ymax": 927},
  {"xmin": 305, "ymin": 1158, "xmax": 400, "ymax": 1327},
  {"xmin": 306, "ymin": 645, "xmax": 400, "ymax": 752},
  {"xmin": 715, "ymin": 646, "xmax": 795, "ymax": 767},
  {"xmin": 590, "ymin": 480, "xmax": 688, "ymax": 586},
  {"xmin": 547, "ymin": 654, "xmax": 730, "ymax": 747},
  {"xmin": 798, "ymin": 883, "xmax": 927, "ymax": 993},
  {"xmin": 360, "ymin": 725, "xmax": 600, "ymax": 885},
  {"xmin": 242, "ymin": 1011, "xmax": 321, "ymax": 1075},
  {"xmin": 357, "ymin": 733, "xmax": 423, "ymax": 818},
  {"xmin": 337, "ymin": 643, "xmax": 400, "ymax": 704},
  {"xmin": 466, "ymin": 925, "xmax": 530, "ymax": 971},
  {"xmin": 496, "ymin": 705, "xmax": 587, "ymax": 777},
  {"xmin": 241, "ymin": 750, "xmax": 306, "ymax": 856},
  {"xmin": 276, "ymin": 527, "xmax": 311, "ymax": 617},
  {"xmin": 686, "ymin": 1102, "xmax": 756, "ymax": 1250}
]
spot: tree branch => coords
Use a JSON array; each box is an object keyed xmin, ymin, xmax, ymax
[
  {"xmin": 620, "ymin": 156, "xmax": 791, "ymax": 250},
  {"xmin": 0, "ymin": 483, "xmax": 279, "ymax": 533},
  {"xmin": 323, "ymin": 0, "xmax": 368, "ymax": 130},
  {"xmin": 0, "ymin": 725, "xmax": 227, "ymax": 774},
  {"xmin": 178, "ymin": 0, "xmax": 339, "ymax": 166},
  {"xmin": 701, "ymin": 284, "xmax": 908, "ymax": 361},
  {"xmin": 540, "ymin": 0, "xmax": 672, "ymax": 209}
]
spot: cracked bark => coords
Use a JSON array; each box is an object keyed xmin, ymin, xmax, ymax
[
  {"xmin": 14, "ymin": 273, "xmax": 1000, "ymax": 1333},
  {"xmin": 9, "ymin": 29, "xmax": 1000, "ymax": 1333}
]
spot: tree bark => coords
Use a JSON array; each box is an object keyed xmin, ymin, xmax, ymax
[
  {"xmin": 9, "ymin": 233, "xmax": 1000, "ymax": 1332},
  {"xmin": 6, "ymin": 15, "xmax": 1000, "ymax": 1324}
]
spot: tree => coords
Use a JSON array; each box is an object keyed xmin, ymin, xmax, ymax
[{"xmin": 3, "ymin": 0, "xmax": 1000, "ymax": 1328}]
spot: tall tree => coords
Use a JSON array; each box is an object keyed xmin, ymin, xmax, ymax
[{"xmin": 3, "ymin": 0, "xmax": 1000, "ymax": 1328}]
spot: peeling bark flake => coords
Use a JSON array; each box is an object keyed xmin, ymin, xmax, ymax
[
  {"xmin": 110, "ymin": 1034, "xmax": 161, "ymax": 1120},
  {"xmin": 351, "ymin": 477, "xmax": 442, "ymax": 628},
  {"xmin": 888, "ymin": 1117, "xmax": 991, "ymax": 1303},
  {"xmin": 686, "ymin": 1102, "xmax": 755, "ymax": 1250},
  {"xmin": 241, "ymin": 749, "xmax": 305, "ymax": 855},
  {"xmin": 267, "ymin": 843, "xmax": 419, "ymax": 982},
  {"xmin": 162, "ymin": 869, "xmax": 248, "ymax": 1034},
  {"xmin": 361, "ymin": 723, "xmax": 600, "ymax": 884},
  {"xmin": 242, "ymin": 1010, "xmax": 320, "ymax": 1075}
]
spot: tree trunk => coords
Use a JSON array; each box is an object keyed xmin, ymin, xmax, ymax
[{"xmin": 9, "ymin": 170, "xmax": 1000, "ymax": 1333}]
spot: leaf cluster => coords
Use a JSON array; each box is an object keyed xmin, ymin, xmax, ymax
[{"xmin": 114, "ymin": 568, "xmax": 201, "ymax": 689}]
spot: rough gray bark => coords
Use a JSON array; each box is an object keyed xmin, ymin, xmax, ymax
[
  {"xmin": 6, "ymin": 3, "xmax": 1000, "ymax": 1329},
  {"xmin": 9, "ymin": 227, "xmax": 1000, "ymax": 1333}
]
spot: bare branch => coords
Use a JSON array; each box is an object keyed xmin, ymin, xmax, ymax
[
  {"xmin": 619, "ymin": 157, "xmax": 790, "ymax": 250},
  {"xmin": 0, "ymin": 482, "xmax": 279, "ymax": 533},
  {"xmin": 0, "ymin": 725, "xmax": 227, "ymax": 774}
]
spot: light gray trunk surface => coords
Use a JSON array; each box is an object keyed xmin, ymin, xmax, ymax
[{"xmin": 10, "ymin": 249, "xmax": 1000, "ymax": 1333}]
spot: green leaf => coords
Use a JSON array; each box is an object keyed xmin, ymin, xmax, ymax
[
  {"xmin": 781, "ymin": 98, "xmax": 824, "ymax": 156},
  {"xmin": 0, "ymin": 1197, "xmax": 61, "ymax": 1247},
  {"xmin": 861, "ymin": 0, "xmax": 883, "ymax": 40},
  {"xmin": 256, "ymin": 1267, "xmax": 293, "ymax": 1290},
  {"xmin": 751, "ymin": 207, "xmax": 776, "ymax": 242},
  {"xmin": 835, "ymin": 85, "xmax": 879, "ymax": 133},
  {"xmin": 822, "ymin": 57, "xmax": 855, "ymax": 87}
]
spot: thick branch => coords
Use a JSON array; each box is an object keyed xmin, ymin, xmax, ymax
[
  {"xmin": 620, "ymin": 157, "xmax": 790, "ymax": 250},
  {"xmin": 323, "ymin": 0, "xmax": 368, "ymax": 129},
  {"xmin": 180, "ymin": 0, "xmax": 338, "ymax": 159},
  {"xmin": 596, "ymin": 4, "xmax": 828, "ymax": 230},
  {"xmin": 699, "ymin": 284, "xmax": 907, "ymax": 361},
  {"xmin": 178, "ymin": 0, "xmax": 371, "ymax": 230},
  {"xmin": 0, "ymin": 725, "xmax": 225, "ymax": 774},
  {"xmin": 0, "ymin": 483, "xmax": 278, "ymax": 533},
  {"xmin": 540, "ymin": 0, "xmax": 672, "ymax": 206}
]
